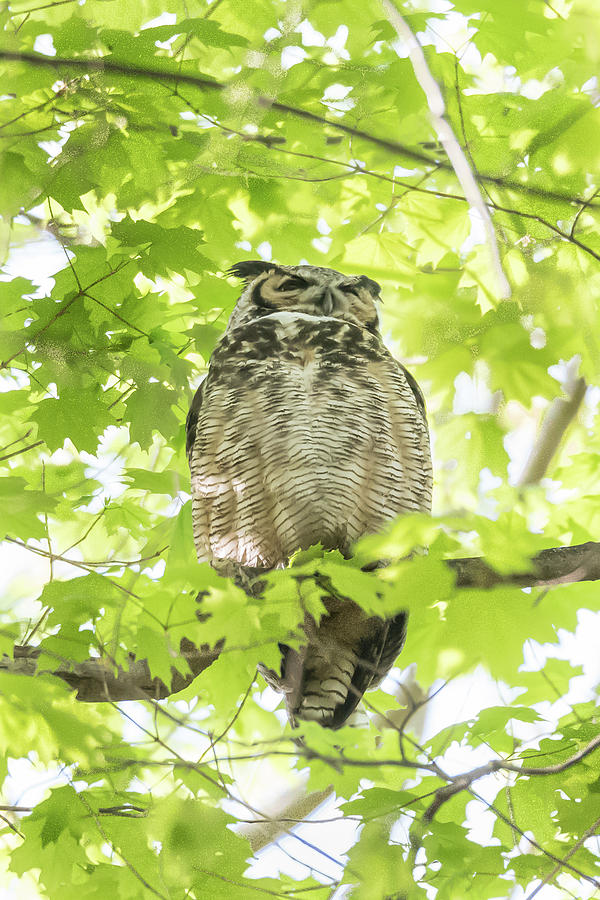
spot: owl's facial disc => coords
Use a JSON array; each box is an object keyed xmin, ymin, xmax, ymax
[{"xmin": 248, "ymin": 266, "xmax": 380, "ymax": 332}]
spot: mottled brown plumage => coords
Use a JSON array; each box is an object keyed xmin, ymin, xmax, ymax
[{"xmin": 187, "ymin": 261, "xmax": 432, "ymax": 728}]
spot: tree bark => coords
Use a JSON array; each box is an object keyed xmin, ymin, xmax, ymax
[
  {"xmin": 2, "ymin": 540, "xmax": 598, "ymax": 702},
  {"xmin": 448, "ymin": 539, "xmax": 600, "ymax": 588},
  {"xmin": 3, "ymin": 638, "xmax": 221, "ymax": 702}
]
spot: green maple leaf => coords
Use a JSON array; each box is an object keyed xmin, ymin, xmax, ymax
[
  {"xmin": 125, "ymin": 382, "xmax": 180, "ymax": 449},
  {"xmin": 33, "ymin": 387, "xmax": 113, "ymax": 453}
]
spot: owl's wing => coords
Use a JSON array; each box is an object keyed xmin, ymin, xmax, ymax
[
  {"xmin": 186, "ymin": 380, "xmax": 205, "ymax": 463},
  {"xmin": 396, "ymin": 360, "xmax": 427, "ymax": 419}
]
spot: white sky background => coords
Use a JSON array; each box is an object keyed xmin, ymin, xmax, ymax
[{"xmin": 2, "ymin": 6, "xmax": 600, "ymax": 898}]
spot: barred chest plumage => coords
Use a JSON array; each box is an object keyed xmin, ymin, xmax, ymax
[
  {"xmin": 187, "ymin": 261, "xmax": 432, "ymax": 728},
  {"xmin": 187, "ymin": 310, "xmax": 431, "ymax": 569}
]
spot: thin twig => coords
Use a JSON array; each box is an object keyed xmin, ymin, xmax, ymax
[
  {"xmin": 379, "ymin": 0, "xmax": 511, "ymax": 300},
  {"xmin": 0, "ymin": 812, "xmax": 24, "ymax": 839},
  {"xmin": 525, "ymin": 814, "xmax": 600, "ymax": 899},
  {"xmin": 570, "ymin": 187, "xmax": 600, "ymax": 238},
  {"xmin": 9, "ymin": 0, "xmax": 77, "ymax": 15},
  {"xmin": 239, "ymin": 785, "xmax": 336, "ymax": 853},
  {"xmin": 0, "ymin": 440, "xmax": 43, "ymax": 462},
  {"xmin": 5, "ymin": 535, "xmax": 168, "ymax": 570},
  {"xmin": 82, "ymin": 292, "xmax": 150, "ymax": 337},
  {"xmin": 200, "ymin": 672, "xmax": 257, "ymax": 760},
  {"xmin": 75, "ymin": 791, "xmax": 168, "ymax": 899},
  {"xmin": 468, "ymin": 786, "xmax": 600, "ymax": 889},
  {"xmin": 203, "ymin": 0, "xmax": 225, "ymax": 18},
  {"xmin": 0, "ymin": 49, "xmax": 597, "ymax": 211}
]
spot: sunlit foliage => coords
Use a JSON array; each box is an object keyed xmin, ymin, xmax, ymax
[{"xmin": 1, "ymin": 0, "xmax": 600, "ymax": 896}]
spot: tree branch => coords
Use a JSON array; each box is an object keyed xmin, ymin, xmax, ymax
[
  {"xmin": 448, "ymin": 539, "xmax": 600, "ymax": 588},
  {"xmin": 1, "ymin": 540, "xmax": 599, "ymax": 700},
  {"xmin": 424, "ymin": 732, "xmax": 600, "ymax": 821},
  {"xmin": 1, "ymin": 638, "xmax": 221, "ymax": 701},
  {"xmin": 379, "ymin": 0, "xmax": 511, "ymax": 300},
  {"xmin": 0, "ymin": 440, "xmax": 44, "ymax": 462},
  {"xmin": 0, "ymin": 49, "xmax": 596, "ymax": 211},
  {"xmin": 518, "ymin": 360, "xmax": 587, "ymax": 486}
]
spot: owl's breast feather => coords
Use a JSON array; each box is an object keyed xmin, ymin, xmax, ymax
[
  {"xmin": 217, "ymin": 310, "xmax": 382, "ymax": 378},
  {"xmin": 187, "ymin": 269, "xmax": 432, "ymax": 728},
  {"xmin": 188, "ymin": 309, "xmax": 430, "ymax": 569}
]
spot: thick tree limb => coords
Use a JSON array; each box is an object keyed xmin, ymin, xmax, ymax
[
  {"xmin": 1, "ymin": 540, "xmax": 598, "ymax": 701},
  {"xmin": 2, "ymin": 638, "xmax": 221, "ymax": 701},
  {"xmin": 448, "ymin": 539, "xmax": 600, "ymax": 588}
]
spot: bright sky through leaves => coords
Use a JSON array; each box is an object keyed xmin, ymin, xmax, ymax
[{"xmin": 1, "ymin": 0, "xmax": 600, "ymax": 897}]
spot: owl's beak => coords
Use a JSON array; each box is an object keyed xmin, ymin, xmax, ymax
[{"xmin": 320, "ymin": 288, "xmax": 334, "ymax": 316}]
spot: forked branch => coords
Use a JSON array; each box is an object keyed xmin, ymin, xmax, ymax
[{"xmin": 424, "ymin": 731, "xmax": 600, "ymax": 821}]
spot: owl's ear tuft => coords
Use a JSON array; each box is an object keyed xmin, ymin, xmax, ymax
[
  {"xmin": 357, "ymin": 275, "xmax": 382, "ymax": 297},
  {"xmin": 227, "ymin": 260, "xmax": 280, "ymax": 283}
]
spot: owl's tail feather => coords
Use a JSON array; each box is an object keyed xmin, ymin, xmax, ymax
[
  {"xmin": 295, "ymin": 644, "xmax": 360, "ymax": 726},
  {"xmin": 274, "ymin": 609, "xmax": 408, "ymax": 730}
]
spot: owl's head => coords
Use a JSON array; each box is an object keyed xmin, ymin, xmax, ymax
[{"xmin": 226, "ymin": 260, "xmax": 381, "ymax": 333}]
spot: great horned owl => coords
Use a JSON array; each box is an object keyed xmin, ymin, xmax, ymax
[{"xmin": 186, "ymin": 260, "xmax": 432, "ymax": 728}]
